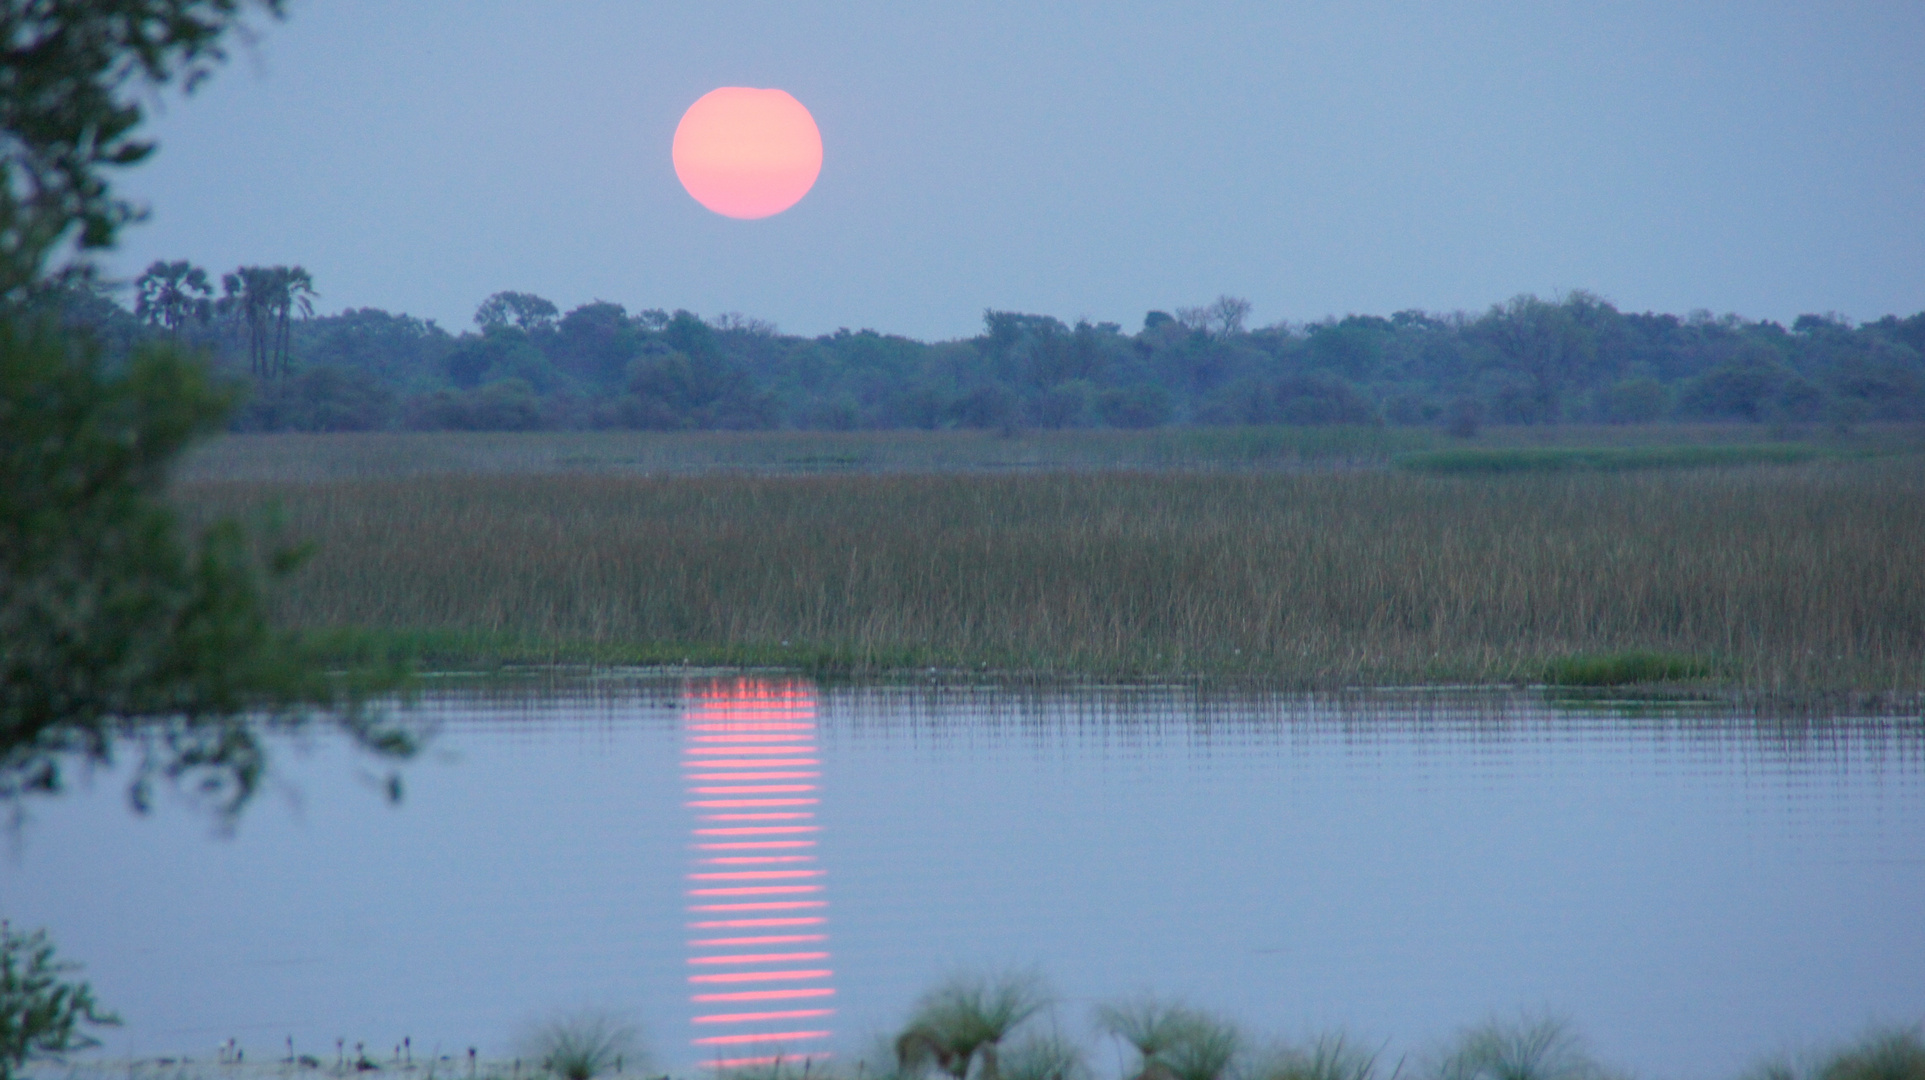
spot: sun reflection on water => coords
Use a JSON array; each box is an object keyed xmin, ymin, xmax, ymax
[{"xmin": 684, "ymin": 678, "xmax": 834, "ymax": 1068}]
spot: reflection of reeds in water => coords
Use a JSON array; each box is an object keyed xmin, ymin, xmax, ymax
[{"xmin": 684, "ymin": 679, "xmax": 834, "ymax": 1069}]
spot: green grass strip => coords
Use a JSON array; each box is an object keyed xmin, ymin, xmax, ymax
[
  {"xmin": 1395, "ymin": 444, "xmax": 1822, "ymax": 474},
  {"xmin": 1543, "ymin": 650, "xmax": 1714, "ymax": 687}
]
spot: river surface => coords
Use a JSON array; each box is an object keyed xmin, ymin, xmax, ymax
[{"xmin": 4, "ymin": 677, "xmax": 1922, "ymax": 1080}]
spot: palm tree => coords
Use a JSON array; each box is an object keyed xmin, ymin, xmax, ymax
[
  {"xmin": 896, "ymin": 973, "xmax": 1050, "ymax": 1080},
  {"xmin": 221, "ymin": 265, "xmax": 315, "ymax": 379},
  {"xmin": 269, "ymin": 266, "xmax": 315, "ymax": 379},
  {"xmin": 222, "ymin": 267, "xmax": 274, "ymax": 378},
  {"xmin": 133, "ymin": 260, "xmax": 212, "ymax": 333}
]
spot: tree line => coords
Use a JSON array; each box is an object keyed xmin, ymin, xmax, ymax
[{"xmin": 54, "ymin": 267, "xmax": 1925, "ymax": 434}]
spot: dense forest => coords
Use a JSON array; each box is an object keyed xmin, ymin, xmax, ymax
[{"xmin": 53, "ymin": 262, "xmax": 1925, "ymax": 434}]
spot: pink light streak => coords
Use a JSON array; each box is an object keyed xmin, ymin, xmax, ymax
[
  {"xmin": 686, "ymin": 918, "xmax": 827, "ymax": 930},
  {"xmin": 686, "ymin": 969, "xmax": 833, "ymax": 985},
  {"xmin": 687, "ymin": 952, "xmax": 831, "ymax": 966},
  {"xmin": 693, "ymin": 1010, "xmax": 835, "ymax": 1025},
  {"xmin": 684, "ymin": 679, "xmax": 832, "ymax": 1065},
  {"xmin": 691, "ymin": 1031, "xmax": 831, "ymax": 1047},
  {"xmin": 693, "ymin": 988, "xmax": 835, "ymax": 1003}
]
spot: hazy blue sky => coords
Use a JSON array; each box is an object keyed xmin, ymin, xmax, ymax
[{"xmin": 105, "ymin": 1, "xmax": 1922, "ymax": 340}]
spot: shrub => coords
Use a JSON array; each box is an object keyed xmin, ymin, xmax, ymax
[{"xmin": 0, "ymin": 922, "xmax": 119, "ymax": 1080}]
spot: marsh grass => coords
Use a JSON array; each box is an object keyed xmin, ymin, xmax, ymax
[
  {"xmin": 175, "ymin": 427, "xmax": 1438, "ymax": 484},
  {"xmin": 178, "ymin": 424, "xmax": 1922, "ymax": 485},
  {"xmin": 176, "ymin": 454, "xmax": 1925, "ymax": 689}
]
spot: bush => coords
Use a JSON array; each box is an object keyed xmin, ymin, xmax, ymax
[
  {"xmin": 232, "ymin": 365, "xmax": 395, "ymax": 432},
  {"xmin": 0, "ymin": 922, "xmax": 119, "ymax": 1080},
  {"xmin": 405, "ymin": 379, "xmax": 545, "ymax": 431},
  {"xmin": 1095, "ymin": 384, "xmax": 1171, "ymax": 429}
]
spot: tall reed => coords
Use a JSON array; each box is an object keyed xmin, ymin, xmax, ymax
[{"xmin": 177, "ymin": 459, "xmax": 1925, "ymax": 689}]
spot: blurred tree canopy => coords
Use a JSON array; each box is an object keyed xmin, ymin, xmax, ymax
[{"xmin": 1, "ymin": 0, "xmax": 412, "ymax": 820}]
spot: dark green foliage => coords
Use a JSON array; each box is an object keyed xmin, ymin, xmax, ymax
[
  {"xmin": 1593, "ymin": 377, "xmax": 1667, "ymax": 423},
  {"xmin": 0, "ymin": 0, "xmax": 285, "ymax": 297},
  {"xmin": 1542, "ymin": 651, "xmax": 1712, "ymax": 686},
  {"xmin": 474, "ymin": 290, "xmax": 558, "ymax": 332},
  {"xmin": 233, "ymin": 364, "xmax": 394, "ymax": 431},
  {"xmin": 0, "ymin": 922, "xmax": 119, "ymax": 1080},
  {"xmin": 0, "ymin": 321, "xmax": 412, "ymax": 815},
  {"xmin": 58, "ymin": 281, "xmax": 1925, "ymax": 435},
  {"xmin": 407, "ymin": 379, "xmax": 546, "ymax": 431}
]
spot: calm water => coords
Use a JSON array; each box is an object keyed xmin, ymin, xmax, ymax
[{"xmin": 4, "ymin": 677, "xmax": 1922, "ymax": 1080}]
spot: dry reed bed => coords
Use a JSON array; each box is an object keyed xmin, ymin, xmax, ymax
[{"xmin": 178, "ymin": 461, "xmax": 1925, "ymax": 688}]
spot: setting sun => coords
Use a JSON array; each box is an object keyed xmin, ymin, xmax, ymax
[{"xmin": 672, "ymin": 87, "xmax": 822, "ymax": 220}]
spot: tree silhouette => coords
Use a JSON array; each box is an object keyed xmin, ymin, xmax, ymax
[
  {"xmin": 133, "ymin": 260, "xmax": 212, "ymax": 333},
  {"xmin": 222, "ymin": 264, "xmax": 313, "ymax": 378},
  {"xmin": 270, "ymin": 265, "xmax": 316, "ymax": 378}
]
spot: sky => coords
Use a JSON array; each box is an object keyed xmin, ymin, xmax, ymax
[{"xmin": 104, "ymin": 1, "xmax": 1924, "ymax": 342}]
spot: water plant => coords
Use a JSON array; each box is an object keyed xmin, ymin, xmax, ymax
[
  {"xmin": 1742, "ymin": 1024, "xmax": 1925, "ymax": 1080},
  {"xmin": 1000, "ymin": 1032, "xmax": 1090, "ymax": 1080},
  {"xmin": 1158, "ymin": 1016, "xmax": 1239, "ymax": 1080},
  {"xmin": 896, "ymin": 972, "xmax": 1051, "ymax": 1080},
  {"xmin": 1096, "ymin": 998, "xmax": 1205, "ymax": 1080},
  {"xmin": 519, "ymin": 1009, "xmax": 640, "ymax": 1080},
  {"xmin": 1428, "ymin": 1015, "xmax": 1612, "ymax": 1080},
  {"xmin": 1249, "ymin": 1033, "xmax": 1387, "ymax": 1080}
]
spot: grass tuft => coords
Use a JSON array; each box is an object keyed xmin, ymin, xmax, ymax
[
  {"xmin": 1430, "ymin": 1015, "xmax": 1613, "ymax": 1080},
  {"xmin": 519, "ymin": 1010, "xmax": 639, "ymax": 1080},
  {"xmin": 1250, "ymin": 1033, "xmax": 1384, "ymax": 1080}
]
